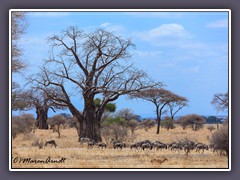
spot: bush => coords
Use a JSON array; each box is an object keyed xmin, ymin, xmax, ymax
[
  {"xmin": 161, "ymin": 116, "xmax": 175, "ymax": 131},
  {"xmin": 101, "ymin": 124, "xmax": 128, "ymax": 143},
  {"xmin": 32, "ymin": 139, "xmax": 44, "ymax": 149},
  {"xmin": 128, "ymin": 119, "xmax": 139, "ymax": 134},
  {"xmin": 138, "ymin": 119, "xmax": 155, "ymax": 132},
  {"xmin": 209, "ymin": 126, "xmax": 228, "ymax": 156},
  {"xmin": 207, "ymin": 125, "xmax": 216, "ymax": 133},
  {"xmin": 12, "ymin": 114, "xmax": 35, "ymax": 139}
]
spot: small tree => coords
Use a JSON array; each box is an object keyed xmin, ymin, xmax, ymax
[
  {"xmin": 161, "ymin": 116, "xmax": 175, "ymax": 131},
  {"xmin": 101, "ymin": 116, "xmax": 128, "ymax": 141},
  {"xmin": 207, "ymin": 125, "xmax": 216, "ymax": 133},
  {"xmin": 138, "ymin": 119, "xmax": 155, "ymax": 132},
  {"xmin": 128, "ymin": 119, "xmax": 139, "ymax": 134},
  {"xmin": 47, "ymin": 115, "xmax": 66, "ymax": 138},
  {"xmin": 116, "ymin": 108, "xmax": 136, "ymax": 123},
  {"xmin": 177, "ymin": 114, "xmax": 206, "ymax": 131},
  {"xmin": 12, "ymin": 114, "xmax": 35, "ymax": 139}
]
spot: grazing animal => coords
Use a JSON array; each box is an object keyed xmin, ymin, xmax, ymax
[
  {"xmin": 156, "ymin": 143, "xmax": 168, "ymax": 150},
  {"xmin": 113, "ymin": 142, "xmax": 126, "ymax": 150},
  {"xmin": 96, "ymin": 142, "xmax": 107, "ymax": 149},
  {"xmin": 87, "ymin": 141, "xmax": 95, "ymax": 148},
  {"xmin": 196, "ymin": 144, "xmax": 209, "ymax": 153},
  {"xmin": 150, "ymin": 157, "xmax": 168, "ymax": 165},
  {"xmin": 141, "ymin": 143, "xmax": 153, "ymax": 150},
  {"xmin": 171, "ymin": 143, "xmax": 182, "ymax": 151},
  {"xmin": 130, "ymin": 143, "xmax": 141, "ymax": 150},
  {"xmin": 80, "ymin": 137, "xmax": 92, "ymax": 146},
  {"xmin": 44, "ymin": 140, "xmax": 57, "ymax": 148}
]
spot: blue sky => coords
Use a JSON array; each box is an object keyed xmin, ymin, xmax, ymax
[{"xmin": 13, "ymin": 10, "xmax": 229, "ymax": 118}]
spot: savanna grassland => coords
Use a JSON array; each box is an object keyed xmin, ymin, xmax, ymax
[{"xmin": 11, "ymin": 125, "xmax": 228, "ymax": 169}]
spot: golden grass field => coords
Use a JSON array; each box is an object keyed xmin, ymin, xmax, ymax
[{"xmin": 11, "ymin": 125, "xmax": 228, "ymax": 169}]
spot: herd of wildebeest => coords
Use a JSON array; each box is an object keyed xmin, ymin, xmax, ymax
[{"xmin": 44, "ymin": 137, "xmax": 225, "ymax": 156}]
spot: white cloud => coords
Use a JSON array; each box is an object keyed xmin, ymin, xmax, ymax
[
  {"xmin": 100, "ymin": 22, "xmax": 111, "ymax": 27},
  {"xmin": 148, "ymin": 24, "xmax": 187, "ymax": 38},
  {"xmin": 206, "ymin": 19, "xmax": 228, "ymax": 28},
  {"xmin": 144, "ymin": 24, "xmax": 187, "ymax": 39},
  {"xmin": 133, "ymin": 50, "xmax": 162, "ymax": 58},
  {"xmin": 134, "ymin": 23, "xmax": 192, "ymax": 47}
]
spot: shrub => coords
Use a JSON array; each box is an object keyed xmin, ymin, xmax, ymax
[
  {"xmin": 138, "ymin": 119, "xmax": 155, "ymax": 132},
  {"xmin": 101, "ymin": 124, "xmax": 128, "ymax": 143},
  {"xmin": 209, "ymin": 125, "xmax": 228, "ymax": 156},
  {"xmin": 12, "ymin": 114, "xmax": 35, "ymax": 139},
  {"xmin": 128, "ymin": 119, "xmax": 139, "ymax": 134},
  {"xmin": 161, "ymin": 116, "xmax": 175, "ymax": 131},
  {"xmin": 32, "ymin": 139, "xmax": 44, "ymax": 149},
  {"xmin": 207, "ymin": 125, "xmax": 216, "ymax": 133}
]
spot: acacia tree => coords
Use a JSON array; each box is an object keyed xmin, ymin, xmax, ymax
[
  {"xmin": 211, "ymin": 92, "xmax": 228, "ymax": 112},
  {"xmin": 33, "ymin": 27, "xmax": 160, "ymax": 142},
  {"xmin": 131, "ymin": 88, "xmax": 178, "ymax": 134},
  {"xmin": 168, "ymin": 95, "xmax": 188, "ymax": 120},
  {"xmin": 47, "ymin": 115, "xmax": 66, "ymax": 138},
  {"xmin": 211, "ymin": 92, "xmax": 228, "ymax": 130}
]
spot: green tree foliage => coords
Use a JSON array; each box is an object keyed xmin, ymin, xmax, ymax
[
  {"xmin": 102, "ymin": 116, "xmax": 126, "ymax": 127},
  {"xmin": 94, "ymin": 98, "xmax": 116, "ymax": 113}
]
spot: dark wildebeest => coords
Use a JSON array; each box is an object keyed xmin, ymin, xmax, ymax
[
  {"xmin": 87, "ymin": 141, "xmax": 95, "ymax": 148},
  {"xmin": 96, "ymin": 142, "xmax": 107, "ymax": 149},
  {"xmin": 44, "ymin": 140, "xmax": 57, "ymax": 148},
  {"xmin": 141, "ymin": 143, "xmax": 153, "ymax": 150},
  {"xmin": 196, "ymin": 143, "xmax": 209, "ymax": 153},
  {"xmin": 113, "ymin": 142, "xmax": 126, "ymax": 150}
]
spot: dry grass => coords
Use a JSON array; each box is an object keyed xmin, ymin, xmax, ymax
[{"xmin": 11, "ymin": 124, "xmax": 228, "ymax": 169}]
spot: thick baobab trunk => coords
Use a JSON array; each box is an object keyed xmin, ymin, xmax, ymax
[
  {"xmin": 36, "ymin": 106, "xmax": 49, "ymax": 129},
  {"xmin": 69, "ymin": 98, "xmax": 102, "ymax": 142},
  {"xmin": 82, "ymin": 99, "xmax": 102, "ymax": 142}
]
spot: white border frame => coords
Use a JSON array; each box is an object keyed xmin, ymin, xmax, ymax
[{"xmin": 9, "ymin": 9, "xmax": 231, "ymax": 171}]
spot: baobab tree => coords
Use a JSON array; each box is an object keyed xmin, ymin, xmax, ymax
[
  {"xmin": 22, "ymin": 87, "xmax": 67, "ymax": 129},
  {"xmin": 33, "ymin": 27, "xmax": 160, "ymax": 142}
]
